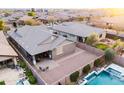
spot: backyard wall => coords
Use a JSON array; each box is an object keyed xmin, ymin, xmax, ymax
[
  {"xmin": 76, "ymin": 43, "xmax": 104, "ymax": 56},
  {"xmin": 113, "ymin": 55, "xmax": 124, "ymax": 67}
]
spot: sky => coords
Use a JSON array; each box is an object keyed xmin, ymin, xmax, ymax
[{"xmin": 0, "ymin": 0, "xmax": 124, "ymax": 8}]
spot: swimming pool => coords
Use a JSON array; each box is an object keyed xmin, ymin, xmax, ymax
[
  {"xmin": 85, "ymin": 71, "xmax": 124, "ymax": 85},
  {"xmin": 80, "ymin": 64, "xmax": 124, "ymax": 85}
]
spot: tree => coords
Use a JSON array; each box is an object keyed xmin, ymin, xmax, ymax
[
  {"xmin": 77, "ymin": 16, "xmax": 84, "ymax": 21},
  {"xmin": 105, "ymin": 48, "xmax": 116, "ymax": 62},
  {"xmin": 94, "ymin": 59, "xmax": 104, "ymax": 67},
  {"xmin": 27, "ymin": 12, "xmax": 36, "ymax": 17},
  {"xmin": 86, "ymin": 32, "xmax": 99, "ymax": 46},
  {"xmin": 82, "ymin": 64, "xmax": 91, "ymax": 74},
  {"xmin": 70, "ymin": 71, "xmax": 79, "ymax": 82},
  {"xmin": 0, "ymin": 20, "xmax": 5, "ymax": 30}
]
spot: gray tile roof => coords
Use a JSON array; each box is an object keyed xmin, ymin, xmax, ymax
[
  {"xmin": 51, "ymin": 22, "xmax": 105, "ymax": 37},
  {"xmin": 8, "ymin": 25, "xmax": 66, "ymax": 55}
]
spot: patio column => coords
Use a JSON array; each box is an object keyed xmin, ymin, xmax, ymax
[
  {"xmin": 13, "ymin": 57, "xmax": 17, "ymax": 65},
  {"xmin": 32, "ymin": 55, "xmax": 36, "ymax": 65}
]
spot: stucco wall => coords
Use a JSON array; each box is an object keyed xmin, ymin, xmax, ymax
[
  {"xmin": 52, "ymin": 42, "xmax": 76, "ymax": 60},
  {"xmin": 113, "ymin": 55, "xmax": 124, "ymax": 67}
]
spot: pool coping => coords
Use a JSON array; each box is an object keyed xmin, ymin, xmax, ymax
[{"xmin": 79, "ymin": 63, "xmax": 124, "ymax": 85}]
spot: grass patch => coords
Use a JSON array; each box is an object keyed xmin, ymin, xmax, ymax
[{"xmin": 95, "ymin": 43, "xmax": 110, "ymax": 51}]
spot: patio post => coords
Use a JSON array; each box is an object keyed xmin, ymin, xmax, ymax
[
  {"xmin": 32, "ymin": 55, "xmax": 36, "ymax": 65},
  {"xmin": 13, "ymin": 57, "xmax": 17, "ymax": 65}
]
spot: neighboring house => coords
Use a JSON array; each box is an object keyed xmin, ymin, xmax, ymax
[
  {"xmin": 8, "ymin": 25, "xmax": 75, "ymax": 65},
  {"xmin": 50, "ymin": 22, "xmax": 106, "ymax": 42},
  {"xmin": 1, "ymin": 16, "xmax": 17, "ymax": 24},
  {"xmin": 17, "ymin": 15, "xmax": 33, "ymax": 25},
  {"xmin": 0, "ymin": 31, "xmax": 18, "ymax": 69}
]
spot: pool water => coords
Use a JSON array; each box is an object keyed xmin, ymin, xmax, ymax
[{"xmin": 86, "ymin": 71, "xmax": 124, "ymax": 85}]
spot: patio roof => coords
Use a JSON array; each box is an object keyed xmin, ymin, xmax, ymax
[
  {"xmin": 0, "ymin": 56, "xmax": 13, "ymax": 62},
  {"xmin": 8, "ymin": 25, "xmax": 66, "ymax": 55},
  {"xmin": 51, "ymin": 22, "xmax": 105, "ymax": 37},
  {"xmin": 0, "ymin": 31, "xmax": 17, "ymax": 57}
]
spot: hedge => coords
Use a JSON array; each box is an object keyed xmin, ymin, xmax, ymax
[
  {"xmin": 82, "ymin": 64, "xmax": 91, "ymax": 74},
  {"xmin": 28, "ymin": 75, "xmax": 37, "ymax": 84},
  {"xmin": 18, "ymin": 61, "xmax": 27, "ymax": 68},
  {"xmin": 18, "ymin": 60, "xmax": 37, "ymax": 84},
  {"xmin": 70, "ymin": 71, "xmax": 79, "ymax": 82}
]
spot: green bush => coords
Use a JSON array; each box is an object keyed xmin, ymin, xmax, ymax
[
  {"xmin": 82, "ymin": 64, "xmax": 91, "ymax": 74},
  {"xmin": 94, "ymin": 59, "xmax": 103, "ymax": 67},
  {"xmin": 95, "ymin": 43, "xmax": 109, "ymax": 51},
  {"xmin": 27, "ymin": 12, "xmax": 36, "ymax": 16},
  {"xmin": 70, "ymin": 71, "xmax": 79, "ymax": 82},
  {"xmin": 25, "ymin": 69, "xmax": 33, "ymax": 77},
  {"xmin": 0, "ymin": 81, "xmax": 5, "ymax": 85},
  {"xmin": 105, "ymin": 48, "xmax": 116, "ymax": 61},
  {"xmin": 28, "ymin": 75, "xmax": 37, "ymax": 84},
  {"xmin": 18, "ymin": 61, "xmax": 27, "ymax": 68}
]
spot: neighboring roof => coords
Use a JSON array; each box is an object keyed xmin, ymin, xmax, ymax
[
  {"xmin": 0, "ymin": 31, "xmax": 17, "ymax": 57},
  {"xmin": 19, "ymin": 15, "xmax": 33, "ymax": 21},
  {"xmin": 51, "ymin": 22, "xmax": 105, "ymax": 37},
  {"xmin": 0, "ymin": 56, "xmax": 13, "ymax": 62},
  {"xmin": 8, "ymin": 25, "xmax": 66, "ymax": 55}
]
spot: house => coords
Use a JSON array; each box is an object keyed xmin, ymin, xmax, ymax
[
  {"xmin": 7, "ymin": 25, "xmax": 103, "ymax": 85},
  {"xmin": 50, "ymin": 22, "xmax": 106, "ymax": 42},
  {"xmin": 8, "ymin": 25, "xmax": 75, "ymax": 65},
  {"xmin": 0, "ymin": 31, "xmax": 18, "ymax": 69}
]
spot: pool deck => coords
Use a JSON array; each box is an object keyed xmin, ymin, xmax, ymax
[{"xmin": 106, "ymin": 64, "xmax": 124, "ymax": 75}]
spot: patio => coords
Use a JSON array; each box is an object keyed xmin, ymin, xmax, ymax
[
  {"xmin": 34, "ymin": 47, "xmax": 101, "ymax": 84},
  {"xmin": 0, "ymin": 68, "xmax": 23, "ymax": 85},
  {"xmin": 36, "ymin": 59, "xmax": 59, "ymax": 71}
]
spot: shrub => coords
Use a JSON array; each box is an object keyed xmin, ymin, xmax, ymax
[
  {"xmin": 94, "ymin": 59, "xmax": 103, "ymax": 67},
  {"xmin": 86, "ymin": 32, "xmax": 99, "ymax": 46},
  {"xmin": 18, "ymin": 61, "xmax": 27, "ymax": 68},
  {"xmin": 0, "ymin": 81, "xmax": 5, "ymax": 85},
  {"xmin": 105, "ymin": 48, "xmax": 116, "ymax": 61},
  {"xmin": 70, "ymin": 71, "xmax": 79, "ymax": 82},
  {"xmin": 27, "ymin": 12, "xmax": 36, "ymax": 17},
  {"xmin": 25, "ymin": 69, "xmax": 33, "ymax": 77},
  {"xmin": 25, "ymin": 19, "xmax": 41, "ymax": 26},
  {"xmin": 82, "ymin": 64, "xmax": 91, "ymax": 74},
  {"xmin": 28, "ymin": 75, "xmax": 37, "ymax": 84},
  {"xmin": 76, "ymin": 16, "xmax": 84, "ymax": 21},
  {"xmin": 0, "ymin": 20, "xmax": 5, "ymax": 30}
]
